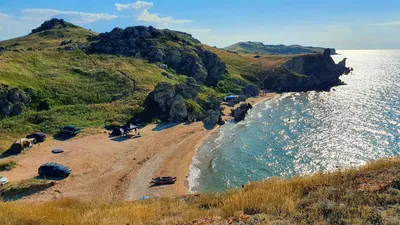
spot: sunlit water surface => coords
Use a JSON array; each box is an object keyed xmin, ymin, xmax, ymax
[{"xmin": 188, "ymin": 50, "xmax": 400, "ymax": 193}]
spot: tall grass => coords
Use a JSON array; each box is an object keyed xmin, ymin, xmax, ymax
[{"xmin": 1, "ymin": 157, "xmax": 399, "ymax": 224}]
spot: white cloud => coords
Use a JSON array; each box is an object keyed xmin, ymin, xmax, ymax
[
  {"xmin": 369, "ymin": 21, "xmax": 400, "ymax": 26},
  {"xmin": 116, "ymin": 1, "xmax": 192, "ymax": 24},
  {"xmin": 22, "ymin": 9, "xmax": 117, "ymax": 24},
  {"xmin": 0, "ymin": 13, "xmax": 11, "ymax": 19},
  {"xmin": 115, "ymin": 1, "xmax": 153, "ymax": 11},
  {"xmin": 138, "ymin": 9, "xmax": 192, "ymax": 24}
]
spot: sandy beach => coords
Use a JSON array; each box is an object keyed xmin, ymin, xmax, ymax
[{"xmin": 0, "ymin": 93, "xmax": 276, "ymax": 202}]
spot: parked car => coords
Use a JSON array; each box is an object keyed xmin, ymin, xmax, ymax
[
  {"xmin": 26, "ymin": 132, "xmax": 47, "ymax": 143},
  {"xmin": 38, "ymin": 163, "xmax": 71, "ymax": 178},
  {"xmin": 59, "ymin": 126, "xmax": 81, "ymax": 136},
  {"xmin": 0, "ymin": 176, "xmax": 9, "ymax": 185}
]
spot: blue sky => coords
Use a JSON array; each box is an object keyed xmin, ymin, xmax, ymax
[{"xmin": 0, "ymin": 0, "xmax": 400, "ymax": 49}]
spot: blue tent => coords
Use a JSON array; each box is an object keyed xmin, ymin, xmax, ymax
[{"xmin": 225, "ymin": 95, "xmax": 239, "ymax": 101}]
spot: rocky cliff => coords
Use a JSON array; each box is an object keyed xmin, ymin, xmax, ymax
[
  {"xmin": 263, "ymin": 49, "xmax": 350, "ymax": 92},
  {"xmin": 86, "ymin": 26, "xmax": 226, "ymax": 86}
]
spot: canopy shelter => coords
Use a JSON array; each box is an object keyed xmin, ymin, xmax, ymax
[
  {"xmin": 111, "ymin": 127, "xmax": 125, "ymax": 136},
  {"xmin": 8, "ymin": 138, "xmax": 35, "ymax": 154},
  {"xmin": 123, "ymin": 123, "xmax": 138, "ymax": 131},
  {"xmin": 225, "ymin": 95, "xmax": 239, "ymax": 101}
]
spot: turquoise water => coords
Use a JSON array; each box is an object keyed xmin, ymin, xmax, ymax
[{"xmin": 188, "ymin": 50, "xmax": 400, "ymax": 193}]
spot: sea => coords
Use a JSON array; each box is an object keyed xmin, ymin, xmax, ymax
[{"xmin": 188, "ymin": 50, "xmax": 400, "ymax": 193}]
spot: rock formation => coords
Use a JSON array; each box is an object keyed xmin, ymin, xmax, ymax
[
  {"xmin": 0, "ymin": 86, "xmax": 29, "ymax": 116},
  {"xmin": 263, "ymin": 49, "xmax": 351, "ymax": 92},
  {"xmin": 31, "ymin": 18, "xmax": 78, "ymax": 34},
  {"xmin": 86, "ymin": 26, "xmax": 226, "ymax": 86},
  {"xmin": 233, "ymin": 103, "xmax": 253, "ymax": 122}
]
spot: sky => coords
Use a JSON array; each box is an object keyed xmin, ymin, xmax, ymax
[{"xmin": 0, "ymin": 0, "xmax": 400, "ymax": 49}]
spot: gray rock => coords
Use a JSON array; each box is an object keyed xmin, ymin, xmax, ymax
[
  {"xmin": 158, "ymin": 63, "xmax": 169, "ymax": 70},
  {"xmin": 153, "ymin": 82, "xmax": 175, "ymax": 112},
  {"xmin": 0, "ymin": 100, "xmax": 12, "ymax": 116},
  {"xmin": 169, "ymin": 98, "xmax": 187, "ymax": 122},
  {"xmin": 266, "ymin": 49, "xmax": 351, "ymax": 92},
  {"xmin": 233, "ymin": 103, "xmax": 253, "ymax": 122},
  {"xmin": 202, "ymin": 110, "xmax": 220, "ymax": 127},
  {"xmin": 11, "ymin": 102, "xmax": 25, "ymax": 116}
]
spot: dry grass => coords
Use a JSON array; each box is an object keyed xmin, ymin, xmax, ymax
[
  {"xmin": 0, "ymin": 160, "xmax": 17, "ymax": 171},
  {"xmin": 1, "ymin": 157, "xmax": 400, "ymax": 224}
]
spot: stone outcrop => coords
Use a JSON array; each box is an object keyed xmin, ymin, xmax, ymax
[
  {"xmin": 86, "ymin": 26, "xmax": 226, "ymax": 86},
  {"xmin": 203, "ymin": 110, "xmax": 220, "ymax": 127},
  {"xmin": 0, "ymin": 86, "xmax": 29, "ymax": 116},
  {"xmin": 169, "ymin": 95, "xmax": 188, "ymax": 122},
  {"xmin": 264, "ymin": 49, "xmax": 351, "ymax": 92},
  {"xmin": 151, "ymin": 79, "xmax": 201, "ymax": 122},
  {"xmin": 31, "ymin": 18, "xmax": 78, "ymax": 34},
  {"xmin": 233, "ymin": 103, "xmax": 253, "ymax": 122}
]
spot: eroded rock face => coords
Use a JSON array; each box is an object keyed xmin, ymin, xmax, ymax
[
  {"xmin": 264, "ymin": 49, "xmax": 351, "ymax": 92},
  {"xmin": 87, "ymin": 26, "xmax": 226, "ymax": 86}
]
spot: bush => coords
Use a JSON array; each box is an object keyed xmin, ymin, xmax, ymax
[
  {"xmin": 0, "ymin": 160, "xmax": 17, "ymax": 171},
  {"xmin": 37, "ymin": 98, "xmax": 51, "ymax": 111}
]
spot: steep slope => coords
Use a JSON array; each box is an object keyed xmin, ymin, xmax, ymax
[{"xmin": 225, "ymin": 41, "xmax": 333, "ymax": 55}]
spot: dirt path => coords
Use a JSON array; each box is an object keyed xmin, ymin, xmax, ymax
[{"xmin": 0, "ymin": 122, "xmax": 211, "ymax": 202}]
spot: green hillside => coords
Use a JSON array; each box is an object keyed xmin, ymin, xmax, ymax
[{"xmin": 0, "ymin": 19, "xmax": 266, "ymax": 152}]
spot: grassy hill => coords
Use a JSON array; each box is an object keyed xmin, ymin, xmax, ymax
[
  {"xmin": 1, "ymin": 157, "xmax": 399, "ymax": 224},
  {"xmin": 0, "ymin": 19, "xmax": 280, "ymax": 152},
  {"xmin": 225, "ymin": 41, "xmax": 327, "ymax": 55}
]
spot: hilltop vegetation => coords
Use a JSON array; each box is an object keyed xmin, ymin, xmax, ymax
[
  {"xmin": 1, "ymin": 157, "xmax": 400, "ymax": 224},
  {"xmin": 225, "ymin": 41, "xmax": 330, "ymax": 55}
]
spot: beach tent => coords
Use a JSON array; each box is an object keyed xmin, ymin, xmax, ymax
[
  {"xmin": 225, "ymin": 95, "xmax": 239, "ymax": 101},
  {"xmin": 111, "ymin": 127, "xmax": 124, "ymax": 136},
  {"xmin": 123, "ymin": 123, "xmax": 138, "ymax": 132},
  {"xmin": 8, "ymin": 138, "xmax": 34, "ymax": 154}
]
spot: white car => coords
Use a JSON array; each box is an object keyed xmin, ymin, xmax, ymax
[{"xmin": 0, "ymin": 176, "xmax": 9, "ymax": 185}]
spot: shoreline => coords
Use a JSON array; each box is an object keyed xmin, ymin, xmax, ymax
[
  {"xmin": 186, "ymin": 92, "xmax": 278, "ymax": 193},
  {"xmin": 0, "ymin": 93, "xmax": 278, "ymax": 202}
]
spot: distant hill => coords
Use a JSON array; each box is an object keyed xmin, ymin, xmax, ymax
[{"xmin": 224, "ymin": 41, "xmax": 334, "ymax": 55}]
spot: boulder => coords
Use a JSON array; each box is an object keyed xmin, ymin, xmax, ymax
[
  {"xmin": 175, "ymin": 83, "xmax": 198, "ymax": 100},
  {"xmin": 233, "ymin": 103, "xmax": 253, "ymax": 122},
  {"xmin": 11, "ymin": 102, "xmax": 25, "ymax": 116},
  {"xmin": 153, "ymin": 82, "xmax": 175, "ymax": 112},
  {"xmin": 0, "ymin": 100, "xmax": 12, "ymax": 116},
  {"xmin": 203, "ymin": 110, "xmax": 220, "ymax": 128},
  {"xmin": 169, "ymin": 95, "xmax": 187, "ymax": 122},
  {"xmin": 158, "ymin": 63, "xmax": 169, "ymax": 70},
  {"xmin": 7, "ymin": 88, "xmax": 24, "ymax": 103}
]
